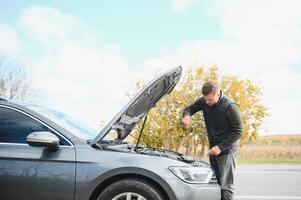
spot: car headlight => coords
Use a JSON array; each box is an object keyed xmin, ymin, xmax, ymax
[{"xmin": 169, "ymin": 166, "xmax": 213, "ymax": 184}]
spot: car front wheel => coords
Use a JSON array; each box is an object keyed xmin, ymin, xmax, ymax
[{"xmin": 97, "ymin": 178, "xmax": 164, "ymax": 200}]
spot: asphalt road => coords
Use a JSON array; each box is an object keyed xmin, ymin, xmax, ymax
[{"xmin": 235, "ymin": 164, "xmax": 301, "ymax": 200}]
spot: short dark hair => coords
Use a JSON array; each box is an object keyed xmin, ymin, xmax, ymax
[{"xmin": 202, "ymin": 81, "xmax": 220, "ymax": 95}]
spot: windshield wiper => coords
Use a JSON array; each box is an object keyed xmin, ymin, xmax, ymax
[{"xmin": 134, "ymin": 114, "xmax": 148, "ymax": 152}]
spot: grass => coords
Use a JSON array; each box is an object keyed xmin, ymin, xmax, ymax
[
  {"xmin": 194, "ymin": 135, "xmax": 301, "ymax": 164},
  {"xmin": 237, "ymin": 159, "xmax": 301, "ymax": 164},
  {"xmin": 237, "ymin": 134, "xmax": 301, "ymax": 164}
]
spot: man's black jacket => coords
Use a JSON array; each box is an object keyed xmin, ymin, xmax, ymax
[{"xmin": 183, "ymin": 92, "xmax": 243, "ymax": 155}]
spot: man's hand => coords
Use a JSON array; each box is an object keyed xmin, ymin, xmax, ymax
[
  {"xmin": 207, "ymin": 146, "xmax": 221, "ymax": 156},
  {"xmin": 182, "ymin": 116, "xmax": 191, "ymax": 129}
]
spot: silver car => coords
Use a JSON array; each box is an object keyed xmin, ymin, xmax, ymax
[{"xmin": 0, "ymin": 66, "xmax": 220, "ymax": 200}]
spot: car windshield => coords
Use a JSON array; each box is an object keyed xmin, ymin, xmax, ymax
[{"xmin": 23, "ymin": 104, "xmax": 98, "ymax": 140}]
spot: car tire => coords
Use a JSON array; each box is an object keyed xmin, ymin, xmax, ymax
[{"xmin": 97, "ymin": 178, "xmax": 164, "ymax": 200}]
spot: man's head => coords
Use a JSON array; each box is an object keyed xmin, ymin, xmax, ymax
[{"xmin": 202, "ymin": 81, "xmax": 221, "ymax": 106}]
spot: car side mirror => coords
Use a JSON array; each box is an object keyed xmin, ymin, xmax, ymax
[{"xmin": 26, "ymin": 131, "xmax": 60, "ymax": 151}]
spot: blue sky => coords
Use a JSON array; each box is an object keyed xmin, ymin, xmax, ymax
[
  {"xmin": 0, "ymin": 0, "xmax": 301, "ymax": 134},
  {"xmin": 0, "ymin": 0, "xmax": 220, "ymax": 68}
]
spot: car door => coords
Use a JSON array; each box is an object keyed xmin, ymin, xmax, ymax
[{"xmin": 0, "ymin": 106, "xmax": 76, "ymax": 200}]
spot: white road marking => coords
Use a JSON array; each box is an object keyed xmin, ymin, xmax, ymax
[
  {"xmin": 237, "ymin": 170, "xmax": 301, "ymax": 174},
  {"xmin": 236, "ymin": 195, "xmax": 301, "ymax": 199}
]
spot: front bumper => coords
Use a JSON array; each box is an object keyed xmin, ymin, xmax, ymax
[{"xmin": 166, "ymin": 177, "xmax": 221, "ymax": 200}]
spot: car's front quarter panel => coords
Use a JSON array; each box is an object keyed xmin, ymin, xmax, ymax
[
  {"xmin": 74, "ymin": 146, "xmax": 175, "ymax": 200},
  {"xmin": 74, "ymin": 145, "xmax": 220, "ymax": 200}
]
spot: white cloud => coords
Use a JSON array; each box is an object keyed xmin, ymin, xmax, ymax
[
  {"xmin": 171, "ymin": 0, "xmax": 198, "ymax": 13},
  {"xmin": 18, "ymin": 6, "xmax": 101, "ymax": 47},
  {"xmin": 212, "ymin": 0, "xmax": 301, "ymax": 42},
  {"xmin": 15, "ymin": 6, "xmax": 133, "ymax": 129},
  {"xmin": 18, "ymin": 6, "xmax": 77, "ymax": 44},
  {"xmin": 260, "ymin": 67, "xmax": 301, "ymax": 134},
  {"xmin": 0, "ymin": 24, "xmax": 23, "ymax": 56},
  {"xmin": 145, "ymin": 0, "xmax": 301, "ymax": 134}
]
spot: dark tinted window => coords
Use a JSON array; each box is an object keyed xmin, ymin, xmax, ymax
[{"xmin": 0, "ymin": 107, "xmax": 69, "ymax": 145}]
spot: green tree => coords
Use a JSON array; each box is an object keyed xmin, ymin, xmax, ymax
[{"xmin": 132, "ymin": 66, "xmax": 268, "ymax": 158}]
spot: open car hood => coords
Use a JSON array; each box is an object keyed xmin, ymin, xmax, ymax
[{"xmin": 90, "ymin": 66, "xmax": 182, "ymax": 145}]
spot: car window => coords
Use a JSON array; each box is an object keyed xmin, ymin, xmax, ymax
[
  {"xmin": 26, "ymin": 104, "xmax": 98, "ymax": 140},
  {"xmin": 0, "ymin": 107, "xmax": 69, "ymax": 145}
]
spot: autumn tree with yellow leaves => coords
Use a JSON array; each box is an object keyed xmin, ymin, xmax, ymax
[{"xmin": 132, "ymin": 66, "xmax": 268, "ymax": 158}]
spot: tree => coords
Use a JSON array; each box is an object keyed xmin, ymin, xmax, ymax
[
  {"xmin": 0, "ymin": 57, "xmax": 35, "ymax": 100},
  {"xmin": 132, "ymin": 66, "xmax": 268, "ymax": 158}
]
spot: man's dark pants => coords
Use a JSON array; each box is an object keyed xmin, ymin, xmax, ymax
[{"xmin": 209, "ymin": 153, "xmax": 236, "ymax": 200}]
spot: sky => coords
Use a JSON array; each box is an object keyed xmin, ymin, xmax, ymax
[{"xmin": 0, "ymin": 0, "xmax": 300, "ymax": 135}]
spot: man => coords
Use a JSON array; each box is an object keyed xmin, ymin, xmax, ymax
[{"xmin": 182, "ymin": 81, "xmax": 243, "ymax": 200}]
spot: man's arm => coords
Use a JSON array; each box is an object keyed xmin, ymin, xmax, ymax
[
  {"xmin": 182, "ymin": 98, "xmax": 204, "ymax": 129},
  {"xmin": 183, "ymin": 97, "xmax": 204, "ymax": 117},
  {"xmin": 218, "ymin": 103, "xmax": 243, "ymax": 151}
]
